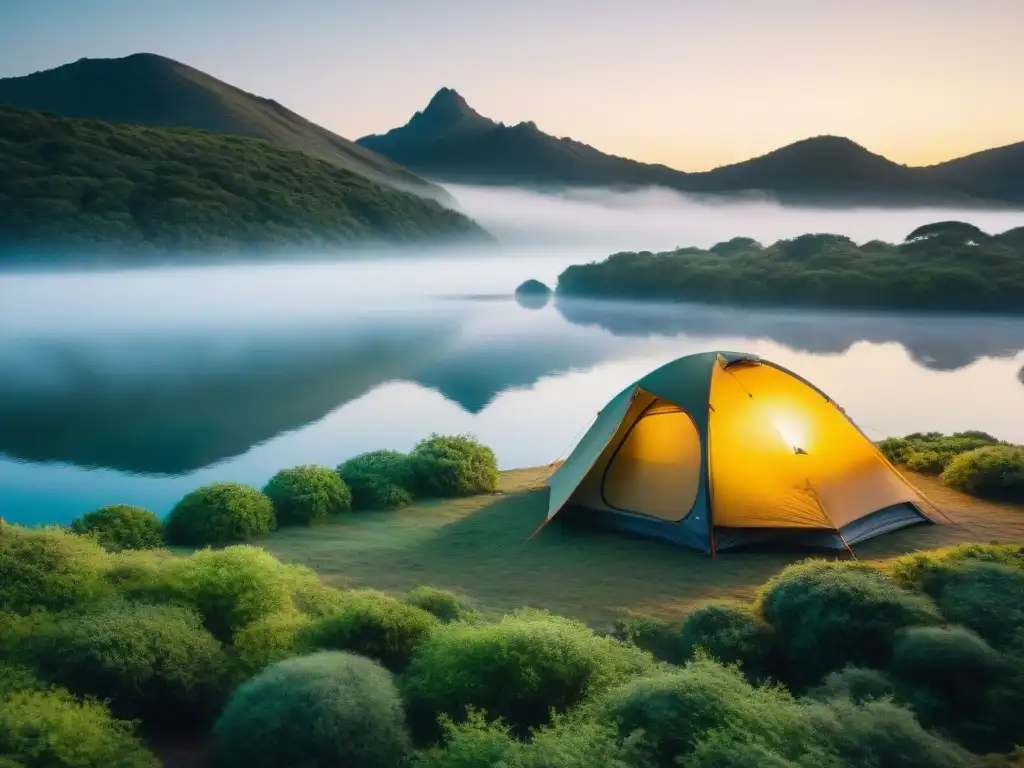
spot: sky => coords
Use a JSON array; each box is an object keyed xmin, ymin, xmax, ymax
[{"xmin": 0, "ymin": 0, "xmax": 1020, "ymax": 171}]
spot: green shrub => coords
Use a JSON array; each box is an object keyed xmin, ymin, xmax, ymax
[
  {"xmin": 0, "ymin": 688, "xmax": 159, "ymax": 768},
  {"xmin": 417, "ymin": 710, "xmax": 646, "ymax": 768},
  {"xmin": 0, "ymin": 664, "xmax": 42, "ymax": 699},
  {"xmin": 888, "ymin": 543, "xmax": 1024, "ymax": 594},
  {"xmin": 805, "ymin": 696, "xmax": 973, "ymax": 768},
  {"xmin": 402, "ymin": 610, "xmax": 656, "ymax": 736},
  {"xmin": 262, "ymin": 465, "xmax": 352, "ymax": 526},
  {"xmin": 929, "ymin": 562, "xmax": 1024, "ymax": 652},
  {"xmin": 757, "ymin": 560, "xmax": 941, "ymax": 685},
  {"xmin": 156, "ymin": 546, "xmax": 326, "ymax": 642},
  {"xmin": 232, "ymin": 612, "xmax": 313, "ymax": 673},
  {"xmin": 69, "ymin": 505, "xmax": 164, "ymax": 552},
  {"xmin": 890, "ymin": 626, "xmax": 1018, "ymax": 753},
  {"xmin": 940, "ymin": 446, "xmax": 1024, "ymax": 502},
  {"xmin": 809, "ymin": 666, "xmax": 897, "ymax": 704},
  {"xmin": 0, "ymin": 521, "xmax": 111, "ymax": 614},
  {"xmin": 410, "ymin": 434, "xmax": 499, "ymax": 497},
  {"xmin": 406, "ymin": 586, "xmax": 476, "ymax": 623},
  {"xmin": 596, "ymin": 660, "xmax": 807, "ymax": 767},
  {"xmin": 878, "ymin": 432, "xmax": 1004, "ymax": 473},
  {"xmin": 337, "ymin": 450, "xmax": 416, "ymax": 510},
  {"xmin": 211, "ymin": 651, "xmax": 412, "ymax": 768},
  {"xmin": 681, "ymin": 731, "xmax": 816, "ymax": 768},
  {"xmin": 163, "ymin": 482, "xmax": 275, "ymax": 546},
  {"xmin": 904, "ymin": 450, "xmax": 948, "ymax": 474},
  {"xmin": 303, "ymin": 590, "xmax": 438, "ymax": 671},
  {"xmin": 24, "ymin": 601, "xmax": 231, "ymax": 727},
  {"xmin": 677, "ymin": 601, "xmax": 777, "ymax": 681},
  {"xmin": 0, "ymin": 612, "xmax": 56, "ymax": 659},
  {"xmin": 614, "ymin": 614, "xmax": 684, "ymax": 664}
]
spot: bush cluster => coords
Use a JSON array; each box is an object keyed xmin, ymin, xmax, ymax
[
  {"xmin": 410, "ymin": 434, "xmax": 499, "ymax": 497},
  {"xmin": 336, "ymin": 434, "xmax": 498, "ymax": 511},
  {"xmin": 555, "ymin": 223, "xmax": 1024, "ymax": 313},
  {"xmin": 3, "ymin": 502, "xmax": 1023, "ymax": 767},
  {"xmin": 402, "ymin": 609, "xmax": 656, "ymax": 736},
  {"xmin": 0, "ymin": 521, "xmax": 111, "ymax": 614},
  {"xmin": 877, "ymin": 431, "xmax": 1024, "ymax": 502},
  {"xmin": 69, "ymin": 505, "xmax": 164, "ymax": 551},
  {"xmin": 262, "ymin": 465, "xmax": 352, "ymax": 525},
  {"xmin": 878, "ymin": 431, "xmax": 1004, "ymax": 473},
  {"xmin": 337, "ymin": 450, "xmax": 416, "ymax": 510},
  {"xmin": 21, "ymin": 601, "xmax": 231, "ymax": 727},
  {"xmin": 755, "ymin": 560, "xmax": 941, "ymax": 686},
  {"xmin": 406, "ymin": 585, "xmax": 476, "ymax": 623},
  {"xmin": 211, "ymin": 652, "xmax": 412, "ymax": 768},
  {"xmin": 163, "ymin": 482, "xmax": 275, "ymax": 546},
  {"xmin": 941, "ymin": 446, "xmax": 1024, "ymax": 502},
  {"xmin": 302, "ymin": 590, "xmax": 439, "ymax": 671}
]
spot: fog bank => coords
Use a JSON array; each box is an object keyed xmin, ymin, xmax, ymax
[{"xmin": 447, "ymin": 183, "xmax": 1024, "ymax": 253}]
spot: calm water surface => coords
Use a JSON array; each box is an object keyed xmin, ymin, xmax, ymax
[
  {"xmin": 2, "ymin": 254, "xmax": 1022, "ymax": 526},
  {"xmin": 3, "ymin": 190, "xmax": 1024, "ymax": 526}
]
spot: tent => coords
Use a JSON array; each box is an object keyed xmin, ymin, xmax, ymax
[{"xmin": 543, "ymin": 351, "xmax": 933, "ymax": 553}]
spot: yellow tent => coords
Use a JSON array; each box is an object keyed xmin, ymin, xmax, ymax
[{"xmin": 544, "ymin": 351, "xmax": 933, "ymax": 553}]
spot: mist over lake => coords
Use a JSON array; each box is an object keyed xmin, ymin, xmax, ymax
[{"xmin": 2, "ymin": 185, "xmax": 1023, "ymax": 526}]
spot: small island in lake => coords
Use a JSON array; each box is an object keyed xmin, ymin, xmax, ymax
[
  {"xmin": 0, "ymin": 106, "xmax": 488, "ymax": 258},
  {"xmin": 514, "ymin": 279, "xmax": 552, "ymax": 309},
  {"xmin": 554, "ymin": 221, "xmax": 1024, "ymax": 314}
]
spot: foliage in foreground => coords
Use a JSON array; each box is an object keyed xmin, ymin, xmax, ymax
[
  {"xmin": 756, "ymin": 559, "xmax": 941, "ymax": 686},
  {"xmin": 402, "ymin": 609, "xmax": 657, "ymax": 736},
  {"xmin": 163, "ymin": 482, "xmax": 275, "ymax": 546},
  {"xmin": 405, "ymin": 586, "xmax": 477, "ymax": 623},
  {"xmin": 262, "ymin": 465, "xmax": 352, "ymax": 526},
  {"xmin": 0, "ymin": 105, "xmax": 484, "ymax": 255},
  {"xmin": 211, "ymin": 651, "xmax": 412, "ymax": 768},
  {"xmin": 617, "ymin": 600, "xmax": 776, "ymax": 681},
  {"xmin": 116, "ymin": 545, "xmax": 335, "ymax": 643},
  {"xmin": 302, "ymin": 590, "xmax": 439, "ymax": 671},
  {"xmin": 2, "ymin": 510, "xmax": 1024, "ymax": 765},
  {"xmin": 17, "ymin": 601, "xmax": 231, "ymax": 727},
  {"xmin": 555, "ymin": 222, "xmax": 1024, "ymax": 313},
  {"xmin": 0, "ymin": 521, "xmax": 111, "ymax": 615},
  {"xmin": 69, "ymin": 505, "xmax": 164, "ymax": 552},
  {"xmin": 0, "ymin": 688, "xmax": 159, "ymax": 768}
]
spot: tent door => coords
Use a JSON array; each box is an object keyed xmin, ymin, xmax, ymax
[{"xmin": 600, "ymin": 399, "xmax": 702, "ymax": 522}]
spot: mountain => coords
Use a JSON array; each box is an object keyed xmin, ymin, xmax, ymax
[
  {"xmin": 358, "ymin": 88, "xmax": 690, "ymax": 189},
  {"xmin": 358, "ymin": 88, "xmax": 1020, "ymax": 206},
  {"xmin": 0, "ymin": 53, "xmax": 452, "ymax": 203},
  {"xmin": 925, "ymin": 141, "xmax": 1024, "ymax": 204}
]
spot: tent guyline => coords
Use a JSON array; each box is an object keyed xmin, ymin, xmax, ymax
[{"xmin": 536, "ymin": 351, "xmax": 936, "ymax": 555}]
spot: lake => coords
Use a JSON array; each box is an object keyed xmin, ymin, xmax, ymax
[{"xmin": 2, "ymin": 187, "xmax": 1024, "ymax": 526}]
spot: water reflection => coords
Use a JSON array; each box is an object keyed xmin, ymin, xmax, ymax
[
  {"xmin": 0, "ymin": 301, "xmax": 616, "ymax": 474},
  {"xmin": 554, "ymin": 297, "xmax": 1024, "ymax": 372}
]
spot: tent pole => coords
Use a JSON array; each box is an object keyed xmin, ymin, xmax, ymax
[{"xmin": 805, "ymin": 478, "xmax": 857, "ymax": 560}]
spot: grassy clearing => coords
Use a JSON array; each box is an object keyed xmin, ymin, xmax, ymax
[{"xmin": 258, "ymin": 468, "xmax": 1024, "ymax": 627}]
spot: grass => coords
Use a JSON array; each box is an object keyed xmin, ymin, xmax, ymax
[{"xmin": 257, "ymin": 468, "xmax": 1024, "ymax": 628}]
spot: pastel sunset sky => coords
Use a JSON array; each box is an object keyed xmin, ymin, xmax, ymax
[{"xmin": 1, "ymin": 0, "xmax": 1019, "ymax": 170}]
